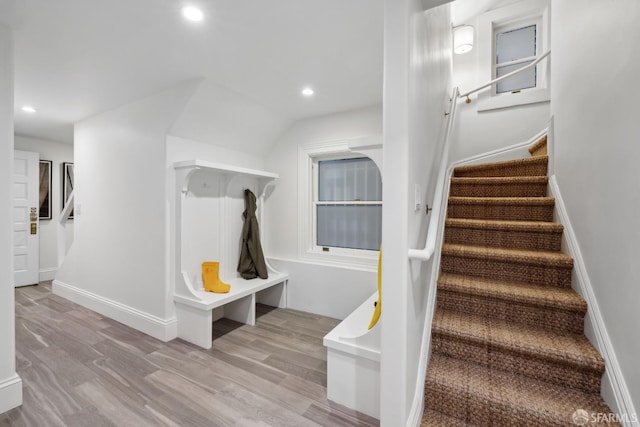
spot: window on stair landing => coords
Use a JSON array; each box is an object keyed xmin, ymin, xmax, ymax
[
  {"xmin": 476, "ymin": 0, "xmax": 550, "ymax": 111},
  {"xmin": 314, "ymin": 157, "xmax": 382, "ymax": 252},
  {"xmin": 495, "ymin": 23, "xmax": 538, "ymax": 94}
]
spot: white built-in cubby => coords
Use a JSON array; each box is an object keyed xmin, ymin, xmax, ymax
[{"xmin": 172, "ymin": 160, "xmax": 288, "ymax": 349}]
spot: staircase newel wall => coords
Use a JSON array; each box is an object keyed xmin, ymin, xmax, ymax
[{"xmin": 382, "ymin": 0, "xmax": 453, "ymax": 425}]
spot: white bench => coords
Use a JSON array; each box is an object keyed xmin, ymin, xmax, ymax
[{"xmin": 174, "ymin": 272, "xmax": 288, "ymax": 349}]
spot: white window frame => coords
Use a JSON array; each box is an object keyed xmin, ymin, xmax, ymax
[
  {"xmin": 298, "ymin": 141, "xmax": 380, "ymax": 268},
  {"xmin": 477, "ymin": 0, "xmax": 550, "ymax": 111}
]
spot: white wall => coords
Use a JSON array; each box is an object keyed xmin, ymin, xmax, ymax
[
  {"xmin": 169, "ymin": 80, "xmax": 291, "ymax": 158},
  {"xmin": 166, "ymin": 135, "xmax": 265, "ymax": 171},
  {"xmin": 449, "ymin": 1, "xmax": 550, "ymax": 162},
  {"xmin": 55, "ymin": 81, "xmax": 198, "ymax": 340},
  {"xmin": 381, "ymin": 1, "xmax": 452, "ymax": 424},
  {"xmin": 551, "ymin": 0, "xmax": 640, "ymax": 417},
  {"xmin": 0, "ymin": 24, "xmax": 22, "ymax": 414},
  {"xmin": 14, "ymin": 135, "xmax": 73, "ymax": 281},
  {"xmin": 264, "ymin": 105, "xmax": 382, "ymax": 319}
]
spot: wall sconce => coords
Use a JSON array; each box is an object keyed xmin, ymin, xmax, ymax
[{"xmin": 453, "ymin": 25, "xmax": 474, "ymax": 54}]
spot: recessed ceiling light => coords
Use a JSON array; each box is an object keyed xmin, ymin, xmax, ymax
[
  {"xmin": 301, "ymin": 87, "xmax": 314, "ymax": 97},
  {"xmin": 21, "ymin": 105, "xmax": 37, "ymax": 113},
  {"xmin": 182, "ymin": 6, "xmax": 204, "ymax": 22}
]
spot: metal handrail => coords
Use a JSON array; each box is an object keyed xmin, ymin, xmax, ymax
[
  {"xmin": 408, "ymin": 87, "xmax": 459, "ymax": 261},
  {"xmin": 459, "ymin": 49, "xmax": 551, "ymax": 103}
]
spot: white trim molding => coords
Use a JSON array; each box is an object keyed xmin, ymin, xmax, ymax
[
  {"xmin": 549, "ymin": 176, "xmax": 639, "ymax": 427},
  {"xmin": 52, "ymin": 280, "xmax": 178, "ymax": 342},
  {"xmin": 39, "ymin": 267, "xmax": 57, "ymax": 282},
  {"xmin": 0, "ymin": 374, "xmax": 22, "ymax": 414}
]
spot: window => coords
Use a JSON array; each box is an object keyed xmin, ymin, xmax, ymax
[
  {"xmin": 298, "ymin": 140, "xmax": 382, "ymax": 267},
  {"xmin": 476, "ymin": 0, "xmax": 550, "ymax": 111},
  {"xmin": 495, "ymin": 24, "xmax": 538, "ymax": 94},
  {"xmin": 314, "ymin": 157, "xmax": 382, "ymax": 251}
]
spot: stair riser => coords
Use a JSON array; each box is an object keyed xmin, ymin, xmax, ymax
[
  {"xmin": 447, "ymin": 203, "xmax": 554, "ymax": 222},
  {"xmin": 440, "ymin": 255, "xmax": 573, "ymax": 288},
  {"xmin": 432, "ymin": 335, "xmax": 603, "ymax": 394},
  {"xmin": 425, "ymin": 383, "xmax": 574, "ymax": 427},
  {"xmin": 444, "ymin": 227, "xmax": 562, "ymax": 252},
  {"xmin": 449, "ymin": 182, "xmax": 548, "ymax": 197},
  {"xmin": 454, "ymin": 163, "xmax": 548, "ymax": 178},
  {"xmin": 436, "ymin": 290, "xmax": 585, "ymax": 334}
]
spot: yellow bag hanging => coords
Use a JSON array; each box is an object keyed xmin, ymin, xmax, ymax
[{"xmin": 368, "ymin": 247, "xmax": 382, "ymax": 330}]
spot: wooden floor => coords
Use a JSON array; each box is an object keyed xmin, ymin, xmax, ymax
[{"xmin": 1, "ymin": 282, "xmax": 379, "ymax": 427}]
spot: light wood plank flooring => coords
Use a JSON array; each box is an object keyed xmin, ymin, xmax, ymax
[{"xmin": 1, "ymin": 282, "xmax": 378, "ymax": 427}]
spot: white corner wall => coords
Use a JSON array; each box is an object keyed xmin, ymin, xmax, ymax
[
  {"xmin": 14, "ymin": 135, "xmax": 73, "ymax": 281},
  {"xmin": 381, "ymin": 0, "xmax": 452, "ymax": 425},
  {"xmin": 166, "ymin": 135, "xmax": 265, "ymax": 171},
  {"xmin": 449, "ymin": 2, "xmax": 550, "ymax": 162},
  {"xmin": 54, "ymin": 81, "xmax": 199, "ymax": 341},
  {"xmin": 264, "ymin": 105, "xmax": 382, "ymax": 320},
  {"xmin": 0, "ymin": 24, "xmax": 22, "ymax": 414},
  {"xmin": 551, "ymin": 0, "xmax": 640, "ymax": 418},
  {"xmin": 169, "ymin": 80, "xmax": 291, "ymax": 158}
]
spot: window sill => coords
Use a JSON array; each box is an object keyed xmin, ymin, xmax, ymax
[
  {"xmin": 478, "ymin": 87, "xmax": 550, "ymax": 112},
  {"xmin": 297, "ymin": 248, "xmax": 379, "ymax": 271}
]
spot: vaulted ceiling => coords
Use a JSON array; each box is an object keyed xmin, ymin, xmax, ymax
[{"xmin": 0, "ymin": 0, "xmax": 383, "ymax": 148}]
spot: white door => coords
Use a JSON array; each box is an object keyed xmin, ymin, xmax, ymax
[{"xmin": 13, "ymin": 150, "xmax": 40, "ymax": 287}]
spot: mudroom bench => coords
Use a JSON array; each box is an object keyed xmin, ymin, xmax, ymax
[
  {"xmin": 171, "ymin": 159, "xmax": 287, "ymax": 349},
  {"xmin": 174, "ymin": 272, "xmax": 288, "ymax": 349}
]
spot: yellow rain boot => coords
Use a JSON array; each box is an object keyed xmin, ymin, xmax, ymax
[{"xmin": 202, "ymin": 262, "xmax": 231, "ymax": 294}]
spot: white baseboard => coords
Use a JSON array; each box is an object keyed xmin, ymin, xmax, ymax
[
  {"xmin": 0, "ymin": 374, "xmax": 22, "ymax": 414},
  {"xmin": 39, "ymin": 267, "xmax": 57, "ymax": 282},
  {"xmin": 549, "ymin": 176, "xmax": 638, "ymax": 427},
  {"xmin": 52, "ymin": 280, "xmax": 177, "ymax": 342}
]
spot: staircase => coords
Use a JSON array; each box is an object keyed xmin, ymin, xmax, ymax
[{"xmin": 421, "ymin": 137, "xmax": 620, "ymax": 426}]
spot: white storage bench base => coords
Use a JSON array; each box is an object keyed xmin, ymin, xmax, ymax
[
  {"xmin": 323, "ymin": 293, "xmax": 381, "ymax": 419},
  {"xmin": 174, "ymin": 272, "xmax": 288, "ymax": 349}
]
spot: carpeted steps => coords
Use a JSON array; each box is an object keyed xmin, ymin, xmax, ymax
[
  {"xmin": 422, "ymin": 138, "xmax": 619, "ymax": 426},
  {"xmin": 444, "ymin": 218, "xmax": 563, "ymax": 251}
]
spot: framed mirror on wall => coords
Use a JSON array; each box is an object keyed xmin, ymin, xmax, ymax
[
  {"xmin": 39, "ymin": 160, "xmax": 52, "ymax": 220},
  {"xmin": 62, "ymin": 162, "xmax": 74, "ymax": 219}
]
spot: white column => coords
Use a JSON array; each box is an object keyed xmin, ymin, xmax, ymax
[{"xmin": 0, "ymin": 23, "xmax": 23, "ymax": 414}]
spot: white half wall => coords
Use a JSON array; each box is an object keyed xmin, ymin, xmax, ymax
[
  {"xmin": 382, "ymin": 1, "xmax": 452, "ymax": 425},
  {"xmin": 55, "ymin": 80, "xmax": 199, "ymax": 341},
  {"xmin": 264, "ymin": 105, "xmax": 382, "ymax": 319},
  {"xmin": 551, "ymin": 0, "xmax": 640, "ymax": 419},
  {"xmin": 0, "ymin": 24, "xmax": 22, "ymax": 414},
  {"xmin": 14, "ymin": 135, "xmax": 73, "ymax": 281}
]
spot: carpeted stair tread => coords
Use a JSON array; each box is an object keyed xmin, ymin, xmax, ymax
[
  {"xmin": 445, "ymin": 218, "xmax": 562, "ymax": 234},
  {"xmin": 447, "ymin": 196, "xmax": 555, "ymax": 206},
  {"xmin": 450, "ymin": 176, "xmax": 548, "ymax": 197},
  {"xmin": 453, "ymin": 156, "xmax": 548, "ymax": 178},
  {"xmin": 437, "ymin": 273, "xmax": 587, "ymax": 313},
  {"xmin": 436, "ymin": 273, "xmax": 586, "ymax": 334},
  {"xmin": 421, "ymin": 409, "xmax": 477, "ymax": 427},
  {"xmin": 529, "ymin": 135, "xmax": 548, "ymax": 156},
  {"xmin": 425, "ymin": 355, "xmax": 619, "ymax": 427},
  {"xmin": 447, "ymin": 196, "xmax": 555, "ymax": 222},
  {"xmin": 441, "ymin": 243, "xmax": 573, "ymax": 268},
  {"xmin": 432, "ymin": 309, "xmax": 604, "ymax": 373},
  {"xmin": 444, "ymin": 218, "xmax": 563, "ymax": 251}
]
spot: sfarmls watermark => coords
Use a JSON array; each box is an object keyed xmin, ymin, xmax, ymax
[{"xmin": 572, "ymin": 408, "xmax": 638, "ymax": 425}]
